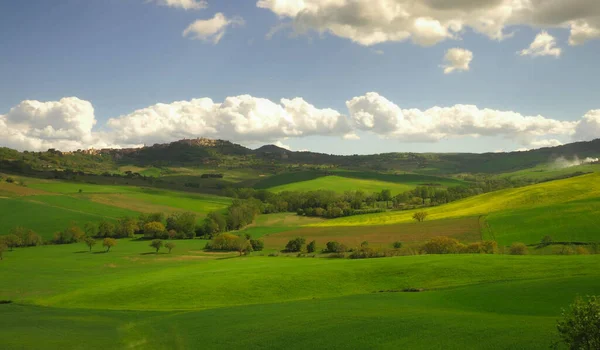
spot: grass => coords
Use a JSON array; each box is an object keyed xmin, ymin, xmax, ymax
[
  {"xmin": 263, "ymin": 216, "xmax": 482, "ymax": 249},
  {"xmin": 314, "ymin": 173, "xmax": 600, "ymax": 245},
  {"xmin": 1, "ymin": 239, "xmax": 600, "ymax": 348},
  {"xmin": 254, "ymin": 170, "xmax": 465, "ymax": 195},
  {"xmin": 0, "ymin": 196, "xmax": 139, "ymax": 239}
]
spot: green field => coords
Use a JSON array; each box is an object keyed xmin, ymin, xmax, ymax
[
  {"xmin": 254, "ymin": 171, "xmax": 465, "ymax": 194},
  {"xmin": 0, "ymin": 179, "xmax": 232, "ymax": 238},
  {"xmin": 314, "ymin": 173, "xmax": 600, "ymax": 245},
  {"xmin": 1, "ymin": 239, "xmax": 599, "ymax": 349}
]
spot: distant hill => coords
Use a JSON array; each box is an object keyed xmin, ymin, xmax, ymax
[{"xmin": 1, "ymin": 137, "xmax": 599, "ymax": 177}]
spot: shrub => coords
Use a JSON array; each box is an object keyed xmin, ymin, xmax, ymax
[
  {"xmin": 9, "ymin": 227, "xmax": 42, "ymax": 246},
  {"xmin": 576, "ymin": 246, "xmax": 590, "ymax": 255},
  {"xmin": 268, "ymin": 252, "xmax": 279, "ymax": 257},
  {"xmin": 556, "ymin": 296, "xmax": 600, "ymax": 349},
  {"xmin": 166, "ymin": 212, "xmax": 196, "ymax": 239},
  {"xmin": 5, "ymin": 177, "xmax": 14, "ymax": 183},
  {"xmin": 249, "ymin": 239, "xmax": 264, "ymax": 251},
  {"xmin": 540, "ymin": 235, "xmax": 553, "ymax": 246},
  {"xmin": 143, "ymin": 221, "xmax": 167, "ymax": 239},
  {"xmin": 2, "ymin": 234, "xmax": 22, "ymax": 251},
  {"xmin": 306, "ymin": 240, "xmax": 317, "ymax": 253},
  {"xmin": 97, "ymin": 220, "xmax": 115, "ymax": 238},
  {"xmin": 285, "ymin": 237, "xmax": 306, "ymax": 252},
  {"xmin": 556, "ymin": 245, "xmax": 576, "ymax": 255},
  {"xmin": 349, "ymin": 247, "xmax": 387, "ymax": 259},
  {"xmin": 150, "ymin": 239, "xmax": 163, "ymax": 253},
  {"xmin": 53, "ymin": 224, "xmax": 85, "ymax": 244},
  {"xmin": 392, "ymin": 241, "xmax": 403, "ymax": 249},
  {"xmin": 328, "ymin": 252, "xmax": 346, "ymax": 259},
  {"xmin": 421, "ymin": 236, "xmax": 463, "ymax": 254},
  {"xmin": 206, "ymin": 233, "xmax": 240, "ymax": 251},
  {"xmin": 413, "ymin": 211, "xmax": 428, "ymax": 222},
  {"xmin": 103, "ymin": 238, "xmax": 117, "ymax": 252},
  {"xmin": 461, "ymin": 241, "xmax": 498, "ymax": 254},
  {"xmin": 325, "ymin": 241, "xmax": 348, "ymax": 253},
  {"xmin": 509, "ymin": 242, "xmax": 528, "ymax": 255},
  {"xmin": 165, "ymin": 242, "xmax": 176, "ymax": 253}
]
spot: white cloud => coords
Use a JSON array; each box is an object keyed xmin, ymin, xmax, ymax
[
  {"xmin": 574, "ymin": 110, "xmax": 600, "ymax": 142},
  {"xmin": 519, "ymin": 31, "xmax": 561, "ymax": 57},
  {"xmin": 257, "ymin": 0, "xmax": 600, "ymax": 47},
  {"xmin": 183, "ymin": 13, "xmax": 245, "ymax": 44},
  {"xmin": 442, "ymin": 48, "xmax": 473, "ymax": 74},
  {"xmin": 106, "ymin": 95, "xmax": 352, "ymax": 146},
  {"xmin": 1, "ymin": 94, "xmax": 599, "ymax": 152},
  {"xmin": 346, "ymin": 92, "xmax": 579, "ymax": 147},
  {"xmin": 153, "ymin": 0, "xmax": 207, "ymax": 10},
  {"xmin": 274, "ymin": 140, "xmax": 291, "ymax": 150}
]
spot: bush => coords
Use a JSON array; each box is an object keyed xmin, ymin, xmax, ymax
[
  {"xmin": 392, "ymin": 241, "xmax": 403, "ymax": 249},
  {"xmin": 556, "ymin": 296, "xmax": 600, "ymax": 349},
  {"xmin": 325, "ymin": 241, "xmax": 348, "ymax": 253},
  {"xmin": 540, "ymin": 235, "xmax": 553, "ymax": 246},
  {"xmin": 285, "ymin": 237, "xmax": 306, "ymax": 252},
  {"xmin": 250, "ymin": 239, "xmax": 264, "ymax": 251},
  {"xmin": 328, "ymin": 252, "xmax": 346, "ymax": 259},
  {"xmin": 143, "ymin": 221, "xmax": 167, "ymax": 239},
  {"xmin": 206, "ymin": 233, "xmax": 240, "ymax": 251},
  {"xmin": 576, "ymin": 246, "xmax": 590, "ymax": 255},
  {"xmin": 509, "ymin": 242, "xmax": 528, "ymax": 255},
  {"xmin": 461, "ymin": 241, "xmax": 498, "ymax": 254},
  {"xmin": 555, "ymin": 245, "xmax": 576, "ymax": 255},
  {"xmin": 349, "ymin": 247, "xmax": 387, "ymax": 259},
  {"xmin": 306, "ymin": 240, "xmax": 317, "ymax": 253},
  {"xmin": 421, "ymin": 236, "xmax": 463, "ymax": 254}
]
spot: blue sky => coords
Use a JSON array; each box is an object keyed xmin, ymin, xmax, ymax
[{"xmin": 1, "ymin": 0, "xmax": 600, "ymax": 154}]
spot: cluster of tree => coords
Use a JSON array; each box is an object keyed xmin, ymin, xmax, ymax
[
  {"xmin": 197, "ymin": 199, "xmax": 262, "ymax": 238},
  {"xmin": 205, "ymin": 233, "xmax": 263, "ymax": 256},
  {"xmin": 200, "ymin": 173, "xmax": 224, "ymax": 179},
  {"xmin": 90, "ymin": 212, "xmax": 197, "ymax": 240},
  {"xmin": 149, "ymin": 239, "xmax": 176, "ymax": 253},
  {"xmin": 1, "ymin": 227, "xmax": 44, "ymax": 249},
  {"xmin": 420, "ymin": 236, "xmax": 498, "ymax": 255},
  {"xmin": 556, "ymin": 295, "xmax": 600, "ymax": 349}
]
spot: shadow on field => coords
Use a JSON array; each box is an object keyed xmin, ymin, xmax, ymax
[
  {"xmin": 73, "ymin": 251, "xmax": 90, "ymax": 254},
  {"xmin": 140, "ymin": 252, "xmax": 168, "ymax": 255},
  {"xmin": 93, "ymin": 251, "xmax": 109, "ymax": 254}
]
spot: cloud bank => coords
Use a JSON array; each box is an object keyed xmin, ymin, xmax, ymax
[
  {"xmin": 257, "ymin": 0, "xmax": 600, "ymax": 47},
  {"xmin": 1, "ymin": 93, "xmax": 598, "ymax": 152}
]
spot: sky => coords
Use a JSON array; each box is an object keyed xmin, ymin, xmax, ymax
[{"xmin": 1, "ymin": 0, "xmax": 600, "ymax": 155}]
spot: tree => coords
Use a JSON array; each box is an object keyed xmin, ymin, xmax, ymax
[
  {"xmin": 143, "ymin": 221, "xmax": 166, "ymax": 239},
  {"xmin": 83, "ymin": 237, "xmax": 96, "ymax": 252},
  {"xmin": 285, "ymin": 237, "xmax": 306, "ymax": 252},
  {"xmin": 3, "ymin": 234, "xmax": 22, "ymax": 251},
  {"xmin": 509, "ymin": 242, "xmax": 528, "ymax": 255},
  {"xmin": 233, "ymin": 236, "xmax": 252, "ymax": 256},
  {"xmin": 103, "ymin": 238, "xmax": 117, "ymax": 252},
  {"xmin": 325, "ymin": 241, "xmax": 347, "ymax": 253},
  {"xmin": 540, "ymin": 235, "xmax": 553, "ymax": 247},
  {"xmin": 381, "ymin": 189, "xmax": 392, "ymax": 208},
  {"xmin": 165, "ymin": 242, "xmax": 176, "ymax": 253},
  {"xmin": 421, "ymin": 236, "xmax": 463, "ymax": 254},
  {"xmin": 250, "ymin": 239, "xmax": 264, "ymax": 251},
  {"xmin": 413, "ymin": 211, "xmax": 428, "ymax": 222},
  {"xmin": 166, "ymin": 212, "xmax": 197, "ymax": 238},
  {"xmin": 207, "ymin": 212, "xmax": 227, "ymax": 233},
  {"xmin": 84, "ymin": 222, "xmax": 97, "ymax": 238},
  {"xmin": 150, "ymin": 239, "xmax": 163, "ymax": 253},
  {"xmin": 393, "ymin": 241, "xmax": 403, "ymax": 249},
  {"xmin": 10, "ymin": 227, "xmax": 42, "ymax": 246},
  {"xmin": 307, "ymin": 240, "xmax": 317, "ymax": 253},
  {"xmin": 97, "ymin": 220, "xmax": 115, "ymax": 238},
  {"xmin": 116, "ymin": 217, "xmax": 138, "ymax": 238},
  {"xmin": 556, "ymin": 296, "xmax": 600, "ymax": 349}
]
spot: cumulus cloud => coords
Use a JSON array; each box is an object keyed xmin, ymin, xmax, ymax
[
  {"xmin": 2, "ymin": 94, "xmax": 599, "ymax": 152},
  {"xmin": 519, "ymin": 31, "xmax": 561, "ymax": 57},
  {"xmin": 346, "ymin": 92, "xmax": 578, "ymax": 146},
  {"xmin": 152, "ymin": 0, "xmax": 207, "ymax": 10},
  {"xmin": 442, "ymin": 48, "xmax": 473, "ymax": 74},
  {"xmin": 183, "ymin": 13, "xmax": 245, "ymax": 43},
  {"xmin": 0, "ymin": 97, "xmax": 100, "ymax": 151},
  {"xmin": 106, "ymin": 95, "xmax": 352, "ymax": 146},
  {"xmin": 574, "ymin": 110, "xmax": 600, "ymax": 142},
  {"xmin": 257, "ymin": 0, "xmax": 600, "ymax": 47}
]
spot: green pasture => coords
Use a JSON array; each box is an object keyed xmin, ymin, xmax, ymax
[
  {"xmin": 0, "ymin": 196, "xmax": 139, "ymax": 239},
  {"xmin": 315, "ymin": 173, "xmax": 600, "ymax": 245},
  {"xmin": 1, "ymin": 240, "xmax": 600, "ymax": 349}
]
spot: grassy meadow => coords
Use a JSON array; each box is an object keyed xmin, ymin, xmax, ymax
[
  {"xmin": 254, "ymin": 170, "xmax": 465, "ymax": 195},
  {"xmin": 1, "ymin": 239, "xmax": 600, "ymax": 349},
  {"xmin": 313, "ymin": 173, "xmax": 600, "ymax": 245},
  {"xmin": 2, "ymin": 165, "xmax": 600, "ymax": 349}
]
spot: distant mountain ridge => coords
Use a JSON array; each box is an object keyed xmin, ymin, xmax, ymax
[{"xmin": 1, "ymin": 137, "xmax": 599, "ymax": 175}]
